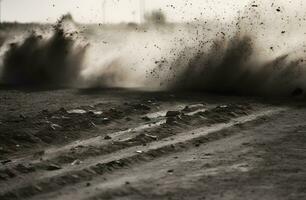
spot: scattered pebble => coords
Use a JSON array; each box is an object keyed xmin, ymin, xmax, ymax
[
  {"xmin": 50, "ymin": 123, "xmax": 62, "ymax": 131},
  {"xmin": 0, "ymin": 159, "xmax": 12, "ymax": 165},
  {"xmin": 104, "ymin": 135, "xmax": 112, "ymax": 140},
  {"xmin": 71, "ymin": 159, "xmax": 82, "ymax": 166},
  {"xmin": 166, "ymin": 111, "xmax": 181, "ymax": 117},
  {"xmin": 46, "ymin": 164, "xmax": 62, "ymax": 171},
  {"xmin": 167, "ymin": 169, "xmax": 174, "ymax": 173},
  {"xmin": 67, "ymin": 109, "xmax": 87, "ymax": 114}
]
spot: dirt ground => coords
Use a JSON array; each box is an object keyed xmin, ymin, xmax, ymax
[{"xmin": 0, "ymin": 88, "xmax": 306, "ymax": 200}]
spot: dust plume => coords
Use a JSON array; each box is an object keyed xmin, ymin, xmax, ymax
[
  {"xmin": 0, "ymin": 14, "xmax": 88, "ymax": 87},
  {"xmin": 1, "ymin": 0, "xmax": 306, "ymax": 98},
  {"xmin": 151, "ymin": 0, "xmax": 306, "ymax": 97}
]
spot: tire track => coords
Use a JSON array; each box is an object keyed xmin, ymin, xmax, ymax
[{"xmin": 0, "ymin": 107, "xmax": 286, "ymax": 200}]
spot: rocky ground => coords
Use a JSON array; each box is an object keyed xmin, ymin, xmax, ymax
[{"xmin": 0, "ymin": 88, "xmax": 305, "ymax": 200}]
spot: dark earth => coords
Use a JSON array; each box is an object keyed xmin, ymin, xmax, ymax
[{"xmin": 0, "ymin": 88, "xmax": 306, "ymax": 200}]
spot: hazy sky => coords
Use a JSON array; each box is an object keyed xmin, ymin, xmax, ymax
[{"xmin": 1, "ymin": 0, "xmax": 251, "ymax": 23}]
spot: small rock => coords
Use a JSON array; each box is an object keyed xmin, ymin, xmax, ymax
[
  {"xmin": 33, "ymin": 151, "xmax": 45, "ymax": 159},
  {"xmin": 166, "ymin": 117, "xmax": 178, "ymax": 124},
  {"xmin": 71, "ymin": 159, "xmax": 82, "ymax": 166},
  {"xmin": 42, "ymin": 109, "xmax": 49, "ymax": 115},
  {"xmin": 0, "ymin": 159, "xmax": 12, "ymax": 165},
  {"xmin": 166, "ymin": 111, "xmax": 181, "ymax": 117},
  {"xmin": 104, "ymin": 135, "xmax": 112, "ymax": 140},
  {"xmin": 71, "ymin": 174, "xmax": 79, "ymax": 179},
  {"xmin": 144, "ymin": 134, "xmax": 158, "ymax": 140},
  {"xmin": 133, "ymin": 104, "xmax": 151, "ymax": 111},
  {"xmin": 167, "ymin": 169, "xmax": 174, "ymax": 173},
  {"xmin": 125, "ymin": 117, "xmax": 132, "ymax": 121},
  {"xmin": 93, "ymin": 111, "xmax": 103, "ymax": 115},
  {"xmin": 102, "ymin": 118, "xmax": 110, "ymax": 123},
  {"xmin": 142, "ymin": 116, "xmax": 151, "ymax": 121},
  {"xmin": 19, "ymin": 114, "xmax": 26, "ymax": 120},
  {"xmin": 46, "ymin": 164, "xmax": 62, "ymax": 171},
  {"xmin": 59, "ymin": 108, "xmax": 67, "ymax": 113},
  {"xmin": 67, "ymin": 109, "xmax": 87, "ymax": 114},
  {"xmin": 15, "ymin": 164, "xmax": 35, "ymax": 173},
  {"xmin": 136, "ymin": 150, "xmax": 143, "ymax": 154},
  {"xmin": 50, "ymin": 123, "xmax": 62, "ymax": 131}
]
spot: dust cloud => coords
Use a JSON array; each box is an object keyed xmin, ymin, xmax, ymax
[
  {"xmin": 0, "ymin": 0, "xmax": 306, "ymax": 97},
  {"xmin": 0, "ymin": 14, "xmax": 87, "ymax": 87}
]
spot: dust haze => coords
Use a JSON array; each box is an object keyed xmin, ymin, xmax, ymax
[{"xmin": 0, "ymin": 0, "xmax": 306, "ymax": 97}]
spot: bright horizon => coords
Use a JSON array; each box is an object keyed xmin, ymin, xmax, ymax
[{"xmin": 1, "ymin": 0, "xmax": 250, "ymax": 24}]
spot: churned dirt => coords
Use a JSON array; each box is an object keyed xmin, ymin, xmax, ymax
[{"xmin": 0, "ymin": 88, "xmax": 305, "ymax": 200}]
